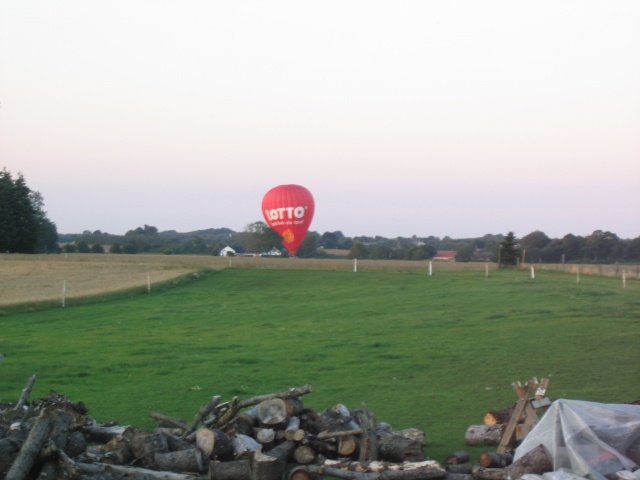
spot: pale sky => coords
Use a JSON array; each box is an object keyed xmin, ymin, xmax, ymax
[{"xmin": 1, "ymin": 1, "xmax": 639, "ymax": 240}]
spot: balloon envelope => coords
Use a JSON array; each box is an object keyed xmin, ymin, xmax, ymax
[{"xmin": 261, "ymin": 184, "xmax": 315, "ymax": 256}]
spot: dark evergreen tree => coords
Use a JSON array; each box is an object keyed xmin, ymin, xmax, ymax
[
  {"xmin": 0, "ymin": 168, "xmax": 58, "ymax": 253},
  {"xmin": 499, "ymin": 231, "xmax": 519, "ymax": 267}
]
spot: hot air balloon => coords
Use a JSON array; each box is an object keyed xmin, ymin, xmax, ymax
[{"xmin": 261, "ymin": 184, "xmax": 315, "ymax": 256}]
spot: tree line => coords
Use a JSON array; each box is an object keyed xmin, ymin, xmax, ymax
[
  {"xmin": 60, "ymin": 223, "xmax": 640, "ymax": 265},
  {"xmin": 0, "ymin": 169, "xmax": 58, "ymax": 253},
  {"xmin": 2, "ymin": 168, "xmax": 639, "ymax": 263}
]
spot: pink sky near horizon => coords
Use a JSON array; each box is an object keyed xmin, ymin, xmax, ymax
[{"xmin": 1, "ymin": 1, "xmax": 639, "ymax": 240}]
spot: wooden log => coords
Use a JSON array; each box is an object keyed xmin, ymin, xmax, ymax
[
  {"xmin": 166, "ymin": 434, "xmax": 193, "ymax": 452},
  {"xmin": 156, "ymin": 427, "xmax": 185, "ymax": 437},
  {"xmin": 294, "ymin": 445, "xmax": 317, "ymax": 465},
  {"xmin": 41, "ymin": 409, "xmax": 74, "ymax": 460},
  {"xmin": 0, "ymin": 422, "xmax": 32, "ymax": 477},
  {"xmin": 215, "ymin": 384, "xmax": 313, "ymax": 415},
  {"xmin": 377, "ymin": 430, "xmax": 425, "ymax": 463},
  {"xmin": 96, "ymin": 434, "xmax": 133, "ymax": 465},
  {"xmin": 211, "ymin": 429, "xmax": 234, "ymax": 461},
  {"xmin": 445, "ymin": 473, "xmax": 473, "ymax": 480},
  {"xmin": 394, "ymin": 428, "xmax": 426, "ymax": 447},
  {"xmin": 251, "ymin": 450, "xmax": 286, "ymax": 480},
  {"xmin": 130, "ymin": 431, "xmax": 169, "ymax": 468},
  {"xmin": 13, "ymin": 374, "xmax": 36, "ymax": 412},
  {"xmin": 446, "ymin": 464, "xmax": 473, "ymax": 475},
  {"xmin": 483, "ymin": 407, "xmax": 514, "ymax": 426},
  {"xmin": 234, "ymin": 410, "xmax": 258, "ymax": 437},
  {"xmin": 258, "ymin": 398, "xmax": 289, "ymax": 426},
  {"xmin": 82, "ymin": 424, "xmax": 133, "ymax": 443},
  {"xmin": 77, "ymin": 461, "xmax": 199, "ymax": 480},
  {"xmin": 287, "ymin": 464, "xmax": 323, "ymax": 480},
  {"xmin": 316, "ymin": 406, "xmax": 356, "ymax": 433},
  {"xmin": 445, "ymin": 451, "xmax": 470, "ymax": 465},
  {"xmin": 0, "ymin": 437, "xmax": 22, "ymax": 477},
  {"xmin": 210, "ymin": 459, "xmax": 250, "ymax": 480},
  {"xmin": 5, "ymin": 407, "xmax": 54, "ymax": 480},
  {"xmin": 338, "ymin": 435, "xmax": 358, "ymax": 457},
  {"xmin": 505, "ymin": 444, "xmax": 552, "ymax": 478},
  {"xmin": 55, "ymin": 450, "xmax": 81, "ymax": 479},
  {"xmin": 302, "ymin": 460, "xmax": 446, "ymax": 479},
  {"xmin": 196, "ymin": 428, "xmax": 216, "ymax": 459},
  {"xmin": 154, "ymin": 448, "xmax": 204, "ymax": 473},
  {"xmin": 285, "ymin": 397, "xmax": 305, "ymax": 417},
  {"xmin": 150, "ymin": 412, "xmax": 190, "ymax": 431},
  {"xmin": 285, "ymin": 416, "xmax": 305, "ymax": 441},
  {"xmin": 66, "ymin": 430, "xmax": 87, "ymax": 458},
  {"xmin": 303, "ymin": 435, "xmax": 337, "ymax": 458},
  {"xmin": 231, "ymin": 434, "xmax": 261, "ymax": 458},
  {"xmin": 318, "ymin": 428, "xmax": 363, "ymax": 439},
  {"xmin": 472, "ymin": 444, "xmax": 551, "ymax": 480},
  {"xmin": 465, "ymin": 425, "xmax": 503, "ymax": 446},
  {"xmin": 255, "ymin": 427, "xmax": 276, "ymax": 446},
  {"xmin": 478, "ymin": 451, "xmax": 513, "ymax": 468},
  {"xmin": 356, "ymin": 403, "xmax": 378, "ymax": 462},
  {"xmin": 36, "ymin": 460, "xmax": 58, "ymax": 480},
  {"xmin": 264, "ymin": 440, "xmax": 297, "ymax": 463}
]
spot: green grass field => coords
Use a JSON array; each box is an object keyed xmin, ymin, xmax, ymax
[{"xmin": 0, "ymin": 267, "xmax": 638, "ymax": 463}]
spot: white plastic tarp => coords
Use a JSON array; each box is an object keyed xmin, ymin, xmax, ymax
[{"xmin": 514, "ymin": 399, "xmax": 640, "ymax": 480}]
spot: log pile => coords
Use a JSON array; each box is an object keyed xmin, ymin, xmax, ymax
[
  {"xmin": 0, "ymin": 375, "xmax": 558, "ymax": 480},
  {"xmin": 0, "ymin": 378, "xmax": 443, "ymax": 480}
]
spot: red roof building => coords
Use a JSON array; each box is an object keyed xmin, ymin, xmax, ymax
[{"xmin": 433, "ymin": 250, "xmax": 457, "ymax": 261}]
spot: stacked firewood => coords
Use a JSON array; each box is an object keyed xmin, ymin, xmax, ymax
[
  {"xmin": 0, "ymin": 379, "xmax": 446, "ymax": 480},
  {"xmin": 443, "ymin": 446, "xmax": 552, "ymax": 480}
]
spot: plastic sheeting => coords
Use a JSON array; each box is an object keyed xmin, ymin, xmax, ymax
[{"xmin": 514, "ymin": 399, "xmax": 640, "ymax": 480}]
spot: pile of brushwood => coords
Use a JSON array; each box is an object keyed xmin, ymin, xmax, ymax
[{"xmin": 1, "ymin": 376, "xmax": 556, "ymax": 480}]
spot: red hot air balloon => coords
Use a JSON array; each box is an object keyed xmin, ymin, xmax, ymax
[{"xmin": 261, "ymin": 184, "xmax": 315, "ymax": 256}]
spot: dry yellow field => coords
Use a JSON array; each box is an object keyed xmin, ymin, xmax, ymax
[{"xmin": 0, "ymin": 254, "xmax": 199, "ymax": 307}]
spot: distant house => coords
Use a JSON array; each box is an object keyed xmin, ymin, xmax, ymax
[
  {"xmin": 433, "ymin": 250, "xmax": 457, "ymax": 261},
  {"xmin": 219, "ymin": 245, "xmax": 247, "ymax": 257},
  {"xmin": 260, "ymin": 248, "xmax": 282, "ymax": 257}
]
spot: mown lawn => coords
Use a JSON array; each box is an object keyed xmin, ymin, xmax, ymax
[{"xmin": 0, "ymin": 267, "xmax": 638, "ymax": 463}]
